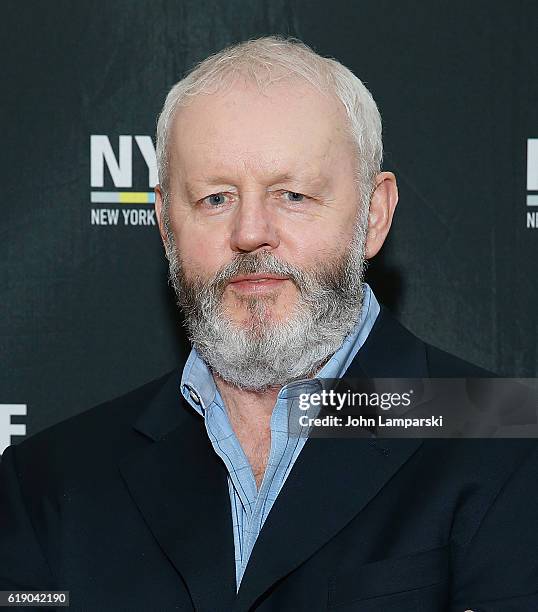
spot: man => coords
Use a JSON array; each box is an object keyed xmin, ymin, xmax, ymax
[{"xmin": 1, "ymin": 36, "xmax": 537, "ymax": 611}]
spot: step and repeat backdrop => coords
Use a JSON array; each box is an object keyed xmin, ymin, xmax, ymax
[{"xmin": 1, "ymin": 0, "xmax": 537, "ymax": 452}]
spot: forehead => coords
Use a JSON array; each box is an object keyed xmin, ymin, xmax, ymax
[{"xmin": 169, "ymin": 78, "xmax": 354, "ymax": 181}]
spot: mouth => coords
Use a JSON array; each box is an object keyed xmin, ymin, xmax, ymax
[{"xmin": 227, "ymin": 273, "xmax": 290, "ymax": 294}]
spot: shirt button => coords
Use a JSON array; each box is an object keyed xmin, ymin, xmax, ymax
[{"xmin": 190, "ymin": 389, "xmax": 201, "ymax": 405}]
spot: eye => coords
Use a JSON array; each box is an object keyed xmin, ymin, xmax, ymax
[
  {"xmin": 202, "ymin": 193, "xmax": 228, "ymax": 207},
  {"xmin": 283, "ymin": 191, "xmax": 305, "ymax": 203}
]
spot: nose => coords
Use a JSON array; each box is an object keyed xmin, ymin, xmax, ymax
[{"xmin": 229, "ymin": 192, "xmax": 280, "ymax": 254}]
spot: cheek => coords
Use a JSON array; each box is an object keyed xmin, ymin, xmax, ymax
[
  {"xmin": 288, "ymin": 220, "xmax": 355, "ymax": 268},
  {"xmin": 172, "ymin": 219, "xmax": 231, "ymax": 277}
]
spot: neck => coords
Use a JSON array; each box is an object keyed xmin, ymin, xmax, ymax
[
  {"xmin": 214, "ymin": 373, "xmax": 279, "ymax": 431},
  {"xmin": 214, "ymin": 353, "xmax": 331, "ymax": 429},
  {"xmin": 214, "ymin": 373, "xmax": 280, "ymax": 488}
]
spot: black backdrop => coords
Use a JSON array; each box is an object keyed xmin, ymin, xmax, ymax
[{"xmin": 1, "ymin": 0, "xmax": 537, "ymax": 450}]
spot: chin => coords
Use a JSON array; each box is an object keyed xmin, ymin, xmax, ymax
[
  {"xmin": 225, "ymin": 294, "xmax": 293, "ymax": 321},
  {"xmin": 228, "ymin": 305, "xmax": 292, "ymax": 330}
]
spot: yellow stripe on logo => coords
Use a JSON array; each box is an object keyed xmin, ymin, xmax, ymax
[{"xmin": 119, "ymin": 192, "xmax": 151, "ymax": 204}]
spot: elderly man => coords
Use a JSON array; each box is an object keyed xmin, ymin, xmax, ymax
[{"xmin": 1, "ymin": 37, "xmax": 537, "ymax": 611}]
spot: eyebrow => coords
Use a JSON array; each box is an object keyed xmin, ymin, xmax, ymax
[
  {"xmin": 184, "ymin": 171, "xmax": 329, "ymax": 194},
  {"xmin": 266, "ymin": 172, "xmax": 328, "ymax": 187}
]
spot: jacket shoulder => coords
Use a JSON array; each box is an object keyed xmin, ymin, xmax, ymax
[
  {"xmin": 379, "ymin": 303, "xmax": 497, "ymax": 376},
  {"xmin": 424, "ymin": 343, "xmax": 496, "ymax": 377},
  {"xmin": 357, "ymin": 304, "xmax": 496, "ymax": 378},
  {"xmin": 3, "ymin": 370, "xmax": 178, "ymax": 479}
]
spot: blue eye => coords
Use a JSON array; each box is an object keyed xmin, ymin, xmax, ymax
[
  {"xmin": 203, "ymin": 193, "xmax": 227, "ymax": 207},
  {"xmin": 285, "ymin": 191, "xmax": 305, "ymax": 202}
]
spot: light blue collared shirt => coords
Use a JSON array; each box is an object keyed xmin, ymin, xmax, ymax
[{"xmin": 180, "ymin": 284, "xmax": 380, "ymax": 590}]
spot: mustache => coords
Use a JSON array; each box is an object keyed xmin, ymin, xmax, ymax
[{"xmin": 209, "ymin": 251, "xmax": 306, "ymax": 297}]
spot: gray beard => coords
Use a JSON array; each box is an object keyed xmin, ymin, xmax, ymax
[{"xmin": 165, "ymin": 213, "xmax": 368, "ymax": 391}]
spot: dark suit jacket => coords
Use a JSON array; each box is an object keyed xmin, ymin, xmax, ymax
[{"xmin": 1, "ymin": 306, "xmax": 537, "ymax": 611}]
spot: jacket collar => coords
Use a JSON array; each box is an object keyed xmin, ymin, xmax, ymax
[{"xmin": 351, "ymin": 304, "xmax": 429, "ymax": 379}]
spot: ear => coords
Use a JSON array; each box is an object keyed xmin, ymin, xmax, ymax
[
  {"xmin": 364, "ymin": 171, "xmax": 399, "ymax": 259},
  {"xmin": 154, "ymin": 184, "xmax": 168, "ymax": 247}
]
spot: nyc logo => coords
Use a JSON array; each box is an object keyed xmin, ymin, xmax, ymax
[{"xmin": 90, "ymin": 135, "xmax": 158, "ymax": 226}]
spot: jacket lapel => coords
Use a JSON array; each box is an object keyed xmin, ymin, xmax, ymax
[
  {"xmin": 233, "ymin": 307, "xmax": 430, "ymax": 611},
  {"xmin": 233, "ymin": 435, "xmax": 423, "ymax": 611},
  {"xmin": 119, "ymin": 372, "xmax": 236, "ymax": 611}
]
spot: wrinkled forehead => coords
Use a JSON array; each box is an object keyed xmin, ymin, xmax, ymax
[{"xmin": 169, "ymin": 77, "xmax": 356, "ymax": 180}]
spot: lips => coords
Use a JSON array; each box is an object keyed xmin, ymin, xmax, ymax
[
  {"xmin": 227, "ymin": 273, "xmax": 289, "ymax": 294},
  {"xmin": 229, "ymin": 273, "xmax": 289, "ymax": 284}
]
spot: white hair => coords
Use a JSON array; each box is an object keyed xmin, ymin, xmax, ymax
[{"xmin": 155, "ymin": 35, "xmax": 383, "ymax": 210}]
